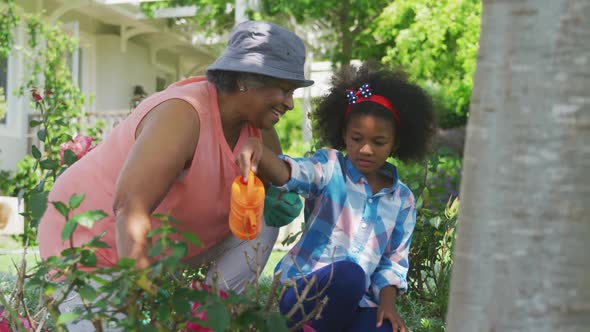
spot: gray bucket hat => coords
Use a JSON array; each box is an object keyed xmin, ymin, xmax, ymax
[{"xmin": 207, "ymin": 21, "xmax": 314, "ymax": 87}]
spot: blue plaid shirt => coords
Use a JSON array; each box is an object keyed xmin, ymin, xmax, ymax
[{"xmin": 274, "ymin": 149, "xmax": 416, "ymax": 307}]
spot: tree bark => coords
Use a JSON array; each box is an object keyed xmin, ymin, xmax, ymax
[{"xmin": 446, "ymin": 1, "xmax": 590, "ymax": 331}]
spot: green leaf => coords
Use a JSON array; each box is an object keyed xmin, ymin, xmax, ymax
[
  {"xmin": 44, "ymin": 283, "xmax": 57, "ymax": 297},
  {"xmin": 266, "ymin": 312, "xmax": 288, "ymax": 332},
  {"xmin": 51, "ymin": 201, "xmax": 69, "ymax": 218},
  {"xmin": 37, "ymin": 129, "xmax": 46, "ymax": 141},
  {"xmin": 39, "ymin": 159, "xmax": 58, "ymax": 170},
  {"xmin": 84, "ymin": 232, "xmax": 110, "ymax": 249},
  {"xmin": 205, "ymin": 302, "xmax": 230, "ymax": 332},
  {"xmin": 68, "ymin": 193, "xmax": 85, "ymax": 209},
  {"xmin": 57, "ymin": 312, "xmax": 80, "ymax": 325},
  {"xmin": 146, "ymin": 228, "xmax": 163, "ymax": 238},
  {"xmin": 30, "ymin": 191, "xmax": 49, "ymax": 221},
  {"xmin": 428, "ymin": 216, "xmax": 441, "ymax": 229},
  {"xmin": 31, "ymin": 145, "xmax": 41, "ymax": 159},
  {"xmin": 63, "ymin": 149, "xmax": 78, "ymax": 165},
  {"xmin": 181, "ymin": 232, "xmax": 201, "ymax": 247},
  {"xmin": 70, "ymin": 210, "xmax": 108, "ymax": 228},
  {"xmin": 80, "ymin": 250, "xmax": 97, "ymax": 267},
  {"xmin": 78, "ymin": 284, "xmax": 97, "ymax": 301},
  {"xmin": 61, "ymin": 219, "xmax": 78, "ymax": 241},
  {"xmin": 29, "ymin": 119, "xmax": 42, "ymax": 128},
  {"xmin": 170, "ymin": 241, "xmax": 187, "ymax": 261},
  {"xmin": 148, "ymin": 240, "xmax": 163, "ymax": 258},
  {"xmin": 117, "ymin": 257, "xmax": 136, "ymax": 269}
]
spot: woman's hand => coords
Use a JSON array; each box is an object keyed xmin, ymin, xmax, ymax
[
  {"xmin": 376, "ymin": 301, "xmax": 407, "ymax": 332},
  {"xmin": 235, "ymin": 137, "xmax": 264, "ymax": 181}
]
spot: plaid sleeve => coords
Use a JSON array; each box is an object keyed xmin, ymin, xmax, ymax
[
  {"xmin": 275, "ymin": 149, "xmax": 337, "ymax": 200},
  {"xmin": 370, "ymin": 190, "xmax": 416, "ymax": 298}
]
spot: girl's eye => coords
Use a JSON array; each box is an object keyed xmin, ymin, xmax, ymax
[{"xmin": 351, "ymin": 137, "xmax": 361, "ymax": 142}]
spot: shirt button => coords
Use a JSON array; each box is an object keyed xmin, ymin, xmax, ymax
[
  {"xmin": 361, "ymin": 222, "xmax": 368, "ymax": 229},
  {"xmin": 368, "ymin": 198, "xmax": 373, "ymax": 203}
]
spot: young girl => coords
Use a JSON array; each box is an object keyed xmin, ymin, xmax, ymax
[{"xmin": 237, "ymin": 66, "xmax": 435, "ymax": 332}]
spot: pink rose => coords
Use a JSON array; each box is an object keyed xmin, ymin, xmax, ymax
[
  {"xmin": 185, "ymin": 281, "xmax": 229, "ymax": 332},
  {"xmin": 59, "ymin": 135, "xmax": 95, "ymax": 164},
  {"xmin": 0, "ymin": 308, "xmax": 32, "ymax": 331}
]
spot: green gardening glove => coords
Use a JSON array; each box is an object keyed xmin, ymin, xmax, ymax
[{"xmin": 263, "ymin": 186, "xmax": 303, "ymax": 228}]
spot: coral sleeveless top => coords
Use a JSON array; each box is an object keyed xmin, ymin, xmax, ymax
[{"xmin": 38, "ymin": 77, "xmax": 261, "ymax": 268}]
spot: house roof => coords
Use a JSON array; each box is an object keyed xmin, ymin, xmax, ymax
[{"xmin": 47, "ymin": 0, "xmax": 219, "ymax": 76}]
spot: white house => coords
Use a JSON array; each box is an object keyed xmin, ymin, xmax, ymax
[{"xmin": 0, "ymin": 0, "xmax": 220, "ymax": 171}]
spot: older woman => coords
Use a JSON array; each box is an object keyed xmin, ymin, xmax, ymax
[{"xmin": 38, "ymin": 21, "xmax": 311, "ymax": 292}]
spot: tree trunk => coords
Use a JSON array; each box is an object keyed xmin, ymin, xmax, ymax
[{"xmin": 446, "ymin": 1, "xmax": 590, "ymax": 331}]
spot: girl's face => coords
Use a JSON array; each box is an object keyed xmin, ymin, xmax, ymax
[
  {"xmin": 343, "ymin": 114, "xmax": 397, "ymax": 179},
  {"xmin": 241, "ymin": 80, "xmax": 297, "ymax": 129}
]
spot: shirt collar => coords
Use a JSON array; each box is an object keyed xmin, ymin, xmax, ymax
[{"xmin": 344, "ymin": 155, "xmax": 399, "ymax": 191}]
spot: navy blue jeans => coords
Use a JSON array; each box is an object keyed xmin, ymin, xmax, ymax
[{"xmin": 279, "ymin": 261, "xmax": 393, "ymax": 332}]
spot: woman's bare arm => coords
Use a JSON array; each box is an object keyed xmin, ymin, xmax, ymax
[{"xmin": 113, "ymin": 99, "xmax": 199, "ymax": 268}]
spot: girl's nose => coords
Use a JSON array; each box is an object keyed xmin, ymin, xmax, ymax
[{"xmin": 360, "ymin": 143, "xmax": 373, "ymax": 155}]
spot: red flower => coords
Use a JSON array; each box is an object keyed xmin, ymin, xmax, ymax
[
  {"xmin": 185, "ymin": 281, "xmax": 229, "ymax": 332},
  {"xmin": 0, "ymin": 308, "xmax": 32, "ymax": 331},
  {"xmin": 30, "ymin": 88, "xmax": 42, "ymax": 102},
  {"xmin": 59, "ymin": 135, "xmax": 95, "ymax": 164}
]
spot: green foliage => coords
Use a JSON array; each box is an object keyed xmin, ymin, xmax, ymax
[
  {"xmin": 273, "ymin": 99, "xmax": 315, "ymax": 157},
  {"xmin": 394, "ymin": 148, "xmax": 462, "ymax": 321},
  {"xmin": 10, "ymin": 198, "xmax": 291, "ymax": 331},
  {"xmin": 140, "ymin": 0, "xmax": 236, "ymax": 34},
  {"xmin": 0, "ymin": 87, "xmax": 6, "ymax": 122},
  {"xmin": 0, "ymin": 0, "xmax": 18, "ymax": 59},
  {"xmin": 261, "ymin": 0, "xmax": 392, "ymax": 65},
  {"xmin": 0, "ymin": 10, "xmax": 93, "ymax": 245},
  {"xmin": 141, "ymin": 0, "xmax": 392, "ymax": 66},
  {"xmin": 372, "ymin": 0, "xmax": 481, "ymax": 125}
]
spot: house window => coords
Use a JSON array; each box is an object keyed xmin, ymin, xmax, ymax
[{"xmin": 0, "ymin": 56, "xmax": 7, "ymax": 124}]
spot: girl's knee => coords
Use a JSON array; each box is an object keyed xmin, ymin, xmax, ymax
[{"xmin": 330, "ymin": 261, "xmax": 365, "ymax": 290}]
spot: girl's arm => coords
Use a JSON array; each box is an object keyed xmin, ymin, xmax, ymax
[
  {"xmin": 370, "ymin": 189, "xmax": 417, "ymax": 299},
  {"xmin": 113, "ymin": 99, "xmax": 199, "ymax": 268},
  {"xmin": 236, "ymin": 138, "xmax": 336, "ymax": 198}
]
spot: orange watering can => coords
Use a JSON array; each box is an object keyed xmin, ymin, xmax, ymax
[{"xmin": 229, "ymin": 171, "xmax": 265, "ymax": 240}]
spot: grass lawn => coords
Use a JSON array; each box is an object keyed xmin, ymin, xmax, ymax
[
  {"xmin": 0, "ymin": 252, "xmax": 40, "ymax": 274},
  {"xmin": 0, "ymin": 250, "xmax": 284, "ymax": 279},
  {"xmin": 261, "ymin": 250, "xmax": 286, "ymax": 279}
]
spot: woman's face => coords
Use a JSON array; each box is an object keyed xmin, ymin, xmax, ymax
[
  {"xmin": 343, "ymin": 114, "xmax": 397, "ymax": 179},
  {"xmin": 241, "ymin": 79, "xmax": 298, "ymax": 129}
]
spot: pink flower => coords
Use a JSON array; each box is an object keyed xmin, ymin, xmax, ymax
[
  {"xmin": 185, "ymin": 281, "xmax": 229, "ymax": 332},
  {"xmin": 0, "ymin": 308, "xmax": 32, "ymax": 331},
  {"xmin": 59, "ymin": 135, "xmax": 95, "ymax": 164}
]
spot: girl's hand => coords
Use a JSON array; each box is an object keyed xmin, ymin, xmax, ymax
[
  {"xmin": 376, "ymin": 302, "xmax": 407, "ymax": 332},
  {"xmin": 235, "ymin": 137, "xmax": 264, "ymax": 180}
]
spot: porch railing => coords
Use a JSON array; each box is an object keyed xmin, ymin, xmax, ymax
[{"xmin": 26, "ymin": 110, "xmax": 129, "ymax": 154}]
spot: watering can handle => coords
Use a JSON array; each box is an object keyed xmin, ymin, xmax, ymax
[{"xmin": 242, "ymin": 210, "xmax": 258, "ymax": 240}]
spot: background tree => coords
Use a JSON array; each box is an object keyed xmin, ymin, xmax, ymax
[
  {"xmin": 371, "ymin": 0, "xmax": 481, "ymax": 127},
  {"xmin": 446, "ymin": 0, "xmax": 590, "ymax": 330},
  {"xmin": 142, "ymin": 0, "xmax": 392, "ymax": 67}
]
